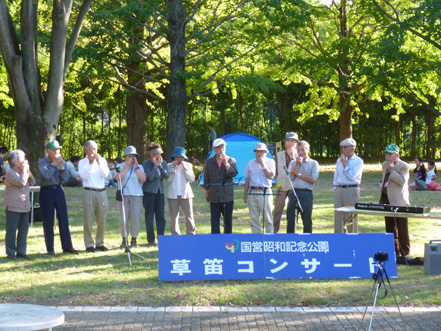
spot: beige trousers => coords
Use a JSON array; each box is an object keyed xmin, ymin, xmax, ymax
[
  {"xmin": 82, "ymin": 190, "xmax": 108, "ymax": 248},
  {"xmin": 118, "ymin": 195, "xmax": 142, "ymax": 238},
  {"xmin": 334, "ymin": 186, "xmax": 360, "ymax": 233},
  {"xmin": 248, "ymin": 190, "xmax": 274, "ymax": 234},
  {"xmin": 168, "ymin": 196, "xmax": 195, "ymax": 235},
  {"xmin": 272, "ymin": 190, "xmax": 290, "ymax": 233}
]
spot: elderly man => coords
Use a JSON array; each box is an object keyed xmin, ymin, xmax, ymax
[
  {"xmin": 286, "ymin": 141, "xmax": 319, "ymax": 233},
  {"xmin": 273, "ymin": 132, "xmax": 298, "ymax": 233},
  {"xmin": 78, "ymin": 140, "xmax": 110, "ymax": 252},
  {"xmin": 203, "ymin": 138, "xmax": 239, "ymax": 234},
  {"xmin": 243, "ymin": 143, "xmax": 275, "ymax": 233},
  {"xmin": 333, "ymin": 138, "xmax": 364, "ymax": 233},
  {"xmin": 38, "ymin": 140, "xmax": 79, "ymax": 255},
  {"xmin": 380, "ymin": 144, "xmax": 410, "ymax": 257}
]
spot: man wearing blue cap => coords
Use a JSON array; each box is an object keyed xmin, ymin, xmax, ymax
[
  {"xmin": 380, "ymin": 144, "xmax": 411, "ymax": 257},
  {"xmin": 38, "ymin": 140, "xmax": 78, "ymax": 255}
]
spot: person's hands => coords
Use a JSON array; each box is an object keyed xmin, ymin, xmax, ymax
[
  {"xmin": 154, "ymin": 155, "xmax": 163, "ymax": 166},
  {"xmin": 57, "ymin": 156, "xmax": 64, "ymax": 169},
  {"xmin": 340, "ymin": 154, "xmax": 347, "ymax": 168},
  {"xmin": 256, "ymin": 155, "xmax": 264, "ymax": 168},
  {"xmin": 386, "ymin": 160, "xmax": 395, "ymax": 173},
  {"xmin": 205, "ymin": 190, "xmax": 210, "ymax": 202},
  {"xmin": 291, "ymin": 166, "xmax": 300, "ymax": 177}
]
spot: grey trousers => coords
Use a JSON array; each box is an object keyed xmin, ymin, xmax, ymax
[
  {"xmin": 5, "ymin": 210, "xmax": 29, "ymax": 256},
  {"xmin": 82, "ymin": 190, "xmax": 108, "ymax": 248}
]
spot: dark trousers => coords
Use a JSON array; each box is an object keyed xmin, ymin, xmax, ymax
[
  {"xmin": 380, "ymin": 194, "xmax": 410, "ymax": 256},
  {"xmin": 40, "ymin": 187, "xmax": 74, "ymax": 252},
  {"xmin": 143, "ymin": 192, "xmax": 166, "ymax": 244},
  {"xmin": 5, "ymin": 210, "xmax": 29, "ymax": 256},
  {"xmin": 210, "ymin": 201, "xmax": 234, "ymax": 234},
  {"xmin": 287, "ymin": 189, "xmax": 313, "ymax": 233}
]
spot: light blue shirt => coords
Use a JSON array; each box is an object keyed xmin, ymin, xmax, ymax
[
  {"xmin": 119, "ymin": 162, "xmax": 145, "ymax": 196},
  {"xmin": 333, "ymin": 154, "xmax": 363, "ymax": 185}
]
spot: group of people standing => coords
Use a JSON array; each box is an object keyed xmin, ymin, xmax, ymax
[
  {"xmin": 3, "ymin": 140, "xmax": 196, "ymax": 259},
  {"xmin": 2, "ymin": 130, "xmax": 429, "ymax": 260}
]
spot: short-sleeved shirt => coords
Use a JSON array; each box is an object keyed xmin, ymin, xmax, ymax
[
  {"xmin": 288, "ymin": 157, "xmax": 319, "ymax": 191},
  {"xmin": 118, "ymin": 162, "xmax": 145, "ymax": 196},
  {"xmin": 244, "ymin": 157, "xmax": 275, "ymax": 188}
]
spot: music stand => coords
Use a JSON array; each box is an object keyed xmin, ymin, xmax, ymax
[{"xmin": 107, "ymin": 167, "xmax": 145, "ymax": 266}]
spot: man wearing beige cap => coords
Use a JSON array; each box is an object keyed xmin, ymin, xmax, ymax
[
  {"xmin": 273, "ymin": 132, "xmax": 298, "ymax": 233},
  {"xmin": 333, "ymin": 138, "xmax": 364, "ymax": 233},
  {"xmin": 244, "ymin": 143, "xmax": 276, "ymax": 233}
]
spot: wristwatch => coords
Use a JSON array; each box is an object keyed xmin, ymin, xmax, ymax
[
  {"xmin": 262, "ymin": 166, "xmax": 266, "ymax": 170},
  {"xmin": 298, "ymin": 173, "xmax": 302, "ymax": 177}
]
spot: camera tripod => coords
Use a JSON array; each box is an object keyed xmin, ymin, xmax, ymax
[{"xmin": 360, "ymin": 260, "xmax": 406, "ymax": 330}]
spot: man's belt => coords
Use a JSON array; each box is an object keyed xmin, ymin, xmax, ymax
[
  {"xmin": 41, "ymin": 185, "xmax": 61, "ymax": 190},
  {"xmin": 338, "ymin": 184, "xmax": 359, "ymax": 188},
  {"xmin": 295, "ymin": 188, "xmax": 311, "ymax": 192},
  {"xmin": 84, "ymin": 187, "xmax": 106, "ymax": 192}
]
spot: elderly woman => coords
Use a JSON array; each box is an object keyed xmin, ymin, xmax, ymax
[
  {"xmin": 4, "ymin": 150, "xmax": 36, "ymax": 260},
  {"xmin": 142, "ymin": 142, "xmax": 170, "ymax": 246},
  {"xmin": 115, "ymin": 146, "xmax": 146, "ymax": 248},
  {"xmin": 167, "ymin": 147, "xmax": 196, "ymax": 235}
]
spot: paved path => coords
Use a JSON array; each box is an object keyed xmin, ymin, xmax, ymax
[{"xmin": 54, "ymin": 306, "xmax": 441, "ymax": 330}]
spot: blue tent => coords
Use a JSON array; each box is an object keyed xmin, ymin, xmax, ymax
[{"xmin": 199, "ymin": 132, "xmax": 274, "ymax": 185}]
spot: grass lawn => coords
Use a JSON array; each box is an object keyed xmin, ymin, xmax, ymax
[{"xmin": 0, "ymin": 163, "xmax": 440, "ymax": 307}]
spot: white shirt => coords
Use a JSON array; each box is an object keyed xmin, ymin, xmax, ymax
[
  {"xmin": 333, "ymin": 154, "xmax": 363, "ymax": 186},
  {"xmin": 78, "ymin": 156, "xmax": 110, "ymax": 189},
  {"xmin": 426, "ymin": 169, "xmax": 436, "ymax": 185}
]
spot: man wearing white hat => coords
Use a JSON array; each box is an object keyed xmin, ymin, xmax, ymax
[
  {"xmin": 243, "ymin": 143, "xmax": 276, "ymax": 233},
  {"xmin": 203, "ymin": 138, "xmax": 238, "ymax": 234},
  {"xmin": 333, "ymin": 138, "xmax": 364, "ymax": 233},
  {"xmin": 273, "ymin": 132, "xmax": 298, "ymax": 233}
]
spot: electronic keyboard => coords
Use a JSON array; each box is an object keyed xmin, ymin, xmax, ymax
[{"xmin": 355, "ymin": 203, "xmax": 431, "ymax": 214}]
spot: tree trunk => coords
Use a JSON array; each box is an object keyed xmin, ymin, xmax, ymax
[
  {"xmin": 0, "ymin": 0, "xmax": 92, "ymax": 177},
  {"xmin": 126, "ymin": 76, "xmax": 148, "ymax": 161},
  {"xmin": 165, "ymin": 0, "xmax": 188, "ymax": 159},
  {"xmin": 411, "ymin": 115, "xmax": 417, "ymax": 158},
  {"xmin": 427, "ymin": 113, "xmax": 434, "ymax": 159}
]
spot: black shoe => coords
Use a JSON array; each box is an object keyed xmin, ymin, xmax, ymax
[
  {"xmin": 63, "ymin": 248, "xmax": 79, "ymax": 255},
  {"xmin": 131, "ymin": 238, "xmax": 137, "ymax": 248},
  {"xmin": 147, "ymin": 242, "xmax": 157, "ymax": 247},
  {"xmin": 7, "ymin": 255, "xmax": 16, "ymax": 260},
  {"xmin": 95, "ymin": 245, "xmax": 109, "ymax": 252},
  {"xmin": 120, "ymin": 238, "xmax": 126, "ymax": 249},
  {"xmin": 47, "ymin": 251, "xmax": 55, "ymax": 255},
  {"xmin": 85, "ymin": 247, "xmax": 96, "ymax": 253},
  {"xmin": 17, "ymin": 253, "xmax": 31, "ymax": 260}
]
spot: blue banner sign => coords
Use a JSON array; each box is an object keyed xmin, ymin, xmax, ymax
[{"xmin": 158, "ymin": 233, "xmax": 397, "ymax": 281}]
